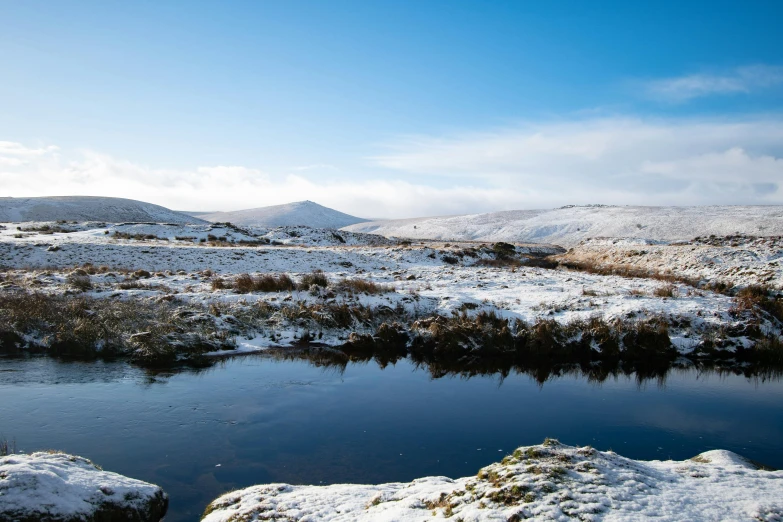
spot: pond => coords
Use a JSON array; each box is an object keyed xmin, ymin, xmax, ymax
[{"xmin": 1, "ymin": 354, "xmax": 782, "ymax": 521}]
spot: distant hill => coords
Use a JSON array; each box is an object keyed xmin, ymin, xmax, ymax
[
  {"xmin": 0, "ymin": 196, "xmax": 206, "ymax": 224},
  {"xmin": 341, "ymin": 205, "xmax": 783, "ymax": 247},
  {"xmin": 198, "ymin": 200, "xmax": 367, "ymax": 229}
]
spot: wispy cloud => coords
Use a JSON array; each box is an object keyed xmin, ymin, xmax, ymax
[
  {"xmin": 645, "ymin": 65, "xmax": 783, "ymax": 102},
  {"xmin": 372, "ymin": 116, "xmax": 783, "ymax": 207},
  {"xmin": 3, "ymin": 115, "xmax": 783, "ymax": 218}
]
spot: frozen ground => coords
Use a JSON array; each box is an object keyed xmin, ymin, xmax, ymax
[
  {"xmin": 0, "ymin": 221, "xmax": 776, "ymax": 359},
  {"xmin": 201, "ymin": 440, "xmax": 783, "ymax": 522},
  {"xmin": 342, "ymin": 205, "xmax": 783, "ymax": 247},
  {"xmin": 0, "ymin": 451, "xmax": 168, "ymax": 522}
]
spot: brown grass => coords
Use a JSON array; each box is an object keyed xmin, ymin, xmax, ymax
[
  {"xmin": 233, "ymin": 273, "xmax": 296, "ymax": 293},
  {"xmin": 299, "ymin": 270, "xmax": 329, "ymax": 289},
  {"xmin": 0, "ymin": 290, "xmax": 231, "ymax": 365},
  {"xmin": 335, "ymin": 278, "xmax": 393, "ymax": 295},
  {"xmin": 653, "ymin": 284, "xmax": 676, "ymax": 298},
  {"xmin": 733, "ymin": 285, "xmax": 783, "ymax": 323}
]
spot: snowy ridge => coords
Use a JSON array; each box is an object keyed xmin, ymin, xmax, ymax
[
  {"xmin": 342, "ymin": 205, "xmax": 783, "ymax": 247},
  {"xmin": 197, "ymin": 200, "xmax": 367, "ymax": 228},
  {"xmin": 201, "ymin": 440, "xmax": 783, "ymax": 522},
  {"xmin": 0, "ymin": 196, "xmax": 205, "ymax": 224}
]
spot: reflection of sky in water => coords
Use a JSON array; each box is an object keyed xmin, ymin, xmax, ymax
[{"xmin": 1, "ymin": 356, "xmax": 782, "ymax": 522}]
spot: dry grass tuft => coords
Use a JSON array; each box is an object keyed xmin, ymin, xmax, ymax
[
  {"xmin": 335, "ymin": 278, "xmax": 393, "ymax": 295},
  {"xmin": 299, "ymin": 270, "xmax": 329, "ymax": 289},
  {"xmin": 653, "ymin": 284, "xmax": 676, "ymax": 298},
  {"xmin": 233, "ymin": 273, "xmax": 297, "ymax": 293}
]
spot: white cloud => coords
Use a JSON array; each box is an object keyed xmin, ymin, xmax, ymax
[
  {"xmin": 0, "ymin": 141, "xmax": 59, "ymax": 157},
  {"xmin": 2, "ymin": 116, "xmax": 783, "ymax": 219},
  {"xmin": 645, "ymin": 65, "xmax": 783, "ymax": 102},
  {"xmin": 0, "ymin": 142, "xmax": 519, "ymax": 217},
  {"xmin": 372, "ymin": 117, "xmax": 783, "ymax": 207}
]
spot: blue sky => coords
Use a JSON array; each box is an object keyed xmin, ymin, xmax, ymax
[{"xmin": 2, "ymin": 1, "xmax": 782, "ymax": 216}]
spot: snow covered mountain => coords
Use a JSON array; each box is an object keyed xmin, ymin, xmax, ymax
[
  {"xmin": 341, "ymin": 205, "xmax": 783, "ymax": 247},
  {"xmin": 197, "ymin": 200, "xmax": 367, "ymax": 229},
  {"xmin": 0, "ymin": 196, "xmax": 205, "ymax": 224}
]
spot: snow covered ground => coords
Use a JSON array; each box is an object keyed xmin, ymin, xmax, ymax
[
  {"xmin": 195, "ymin": 200, "xmax": 368, "ymax": 228},
  {"xmin": 342, "ymin": 205, "xmax": 783, "ymax": 247},
  {"xmin": 201, "ymin": 439, "xmax": 783, "ymax": 522},
  {"xmin": 0, "ymin": 196, "xmax": 204, "ymax": 224},
  {"xmin": 558, "ymin": 236, "xmax": 783, "ymax": 290},
  {"xmin": 0, "ymin": 221, "xmax": 775, "ymax": 360},
  {"xmin": 0, "ymin": 451, "xmax": 168, "ymax": 522}
]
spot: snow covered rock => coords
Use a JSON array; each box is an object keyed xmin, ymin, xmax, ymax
[
  {"xmin": 201, "ymin": 440, "xmax": 782, "ymax": 522},
  {"xmin": 0, "ymin": 452, "xmax": 168, "ymax": 522}
]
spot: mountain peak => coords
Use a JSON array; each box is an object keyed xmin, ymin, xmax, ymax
[{"xmin": 197, "ymin": 201, "xmax": 367, "ymax": 229}]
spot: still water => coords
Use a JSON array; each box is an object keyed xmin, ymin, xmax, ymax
[{"xmin": 1, "ymin": 355, "xmax": 782, "ymax": 521}]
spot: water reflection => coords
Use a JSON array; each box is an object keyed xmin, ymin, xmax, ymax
[
  {"xmin": 1, "ymin": 352, "xmax": 782, "ymax": 522},
  {"xmin": 262, "ymin": 346, "xmax": 783, "ymax": 386},
  {"xmin": 3, "ymin": 348, "xmax": 782, "ymax": 387}
]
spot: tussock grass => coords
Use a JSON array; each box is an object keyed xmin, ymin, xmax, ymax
[
  {"xmin": 335, "ymin": 278, "xmax": 392, "ymax": 295},
  {"xmin": 0, "ymin": 290, "xmax": 230, "ymax": 365},
  {"xmin": 20, "ymin": 224, "xmax": 75, "ymax": 234},
  {"xmin": 477, "ymin": 257, "xmax": 522, "ymax": 268},
  {"xmin": 112, "ymin": 231, "xmax": 164, "ymax": 241},
  {"xmin": 299, "ymin": 270, "xmax": 329, "ymax": 289},
  {"xmin": 653, "ymin": 284, "xmax": 677, "ymax": 298},
  {"xmin": 233, "ymin": 273, "xmax": 296, "ymax": 293},
  {"xmin": 734, "ymin": 285, "xmax": 783, "ymax": 323},
  {"xmin": 67, "ymin": 272, "xmax": 93, "ymax": 292},
  {"xmin": 407, "ymin": 310, "xmax": 676, "ymax": 365}
]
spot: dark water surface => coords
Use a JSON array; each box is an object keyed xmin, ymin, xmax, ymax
[{"xmin": 1, "ymin": 355, "xmax": 782, "ymax": 521}]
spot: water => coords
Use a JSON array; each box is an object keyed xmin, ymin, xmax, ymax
[{"xmin": 1, "ymin": 355, "xmax": 782, "ymax": 521}]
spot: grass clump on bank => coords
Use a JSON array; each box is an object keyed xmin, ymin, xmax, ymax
[
  {"xmin": 407, "ymin": 311, "xmax": 677, "ymax": 366},
  {"xmin": 733, "ymin": 285, "xmax": 783, "ymax": 323},
  {"xmin": 335, "ymin": 278, "xmax": 393, "ymax": 295},
  {"xmin": 0, "ymin": 290, "xmax": 232, "ymax": 366},
  {"xmin": 233, "ymin": 273, "xmax": 296, "ymax": 293}
]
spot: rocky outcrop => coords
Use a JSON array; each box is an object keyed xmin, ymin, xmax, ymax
[
  {"xmin": 0, "ymin": 452, "xmax": 167, "ymax": 522},
  {"xmin": 201, "ymin": 440, "xmax": 782, "ymax": 521}
]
